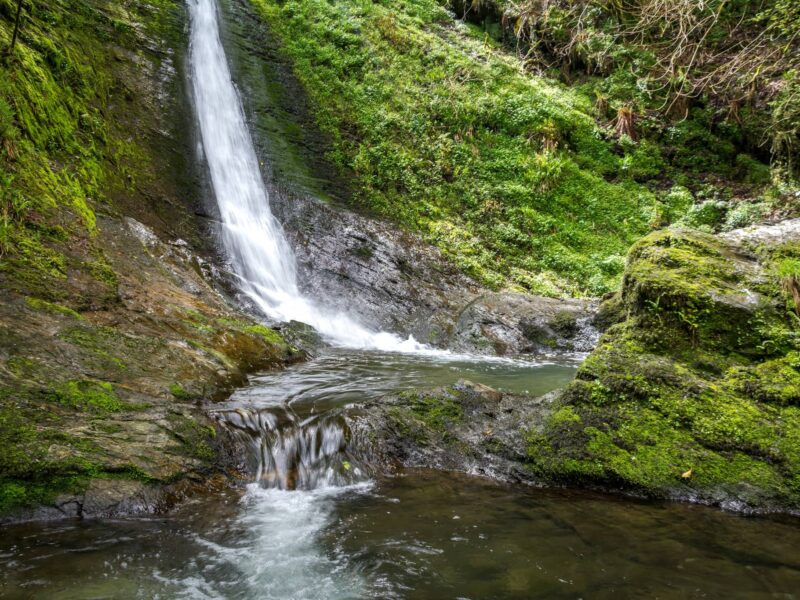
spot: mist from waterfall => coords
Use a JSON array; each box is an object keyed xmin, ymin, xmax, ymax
[{"xmin": 187, "ymin": 0, "xmax": 436, "ymax": 353}]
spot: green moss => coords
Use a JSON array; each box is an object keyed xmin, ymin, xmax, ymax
[
  {"xmin": 520, "ymin": 321, "xmax": 558, "ymax": 348},
  {"xmin": 385, "ymin": 405, "xmax": 431, "ymax": 446},
  {"xmin": 168, "ymin": 413, "xmax": 217, "ymax": 462},
  {"xmin": 0, "ymin": 466, "xmax": 156, "ymax": 514},
  {"xmin": 51, "ymin": 380, "xmax": 124, "ymax": 413},
  {"xmin": 0, "ymin": 475, "xmax": 89, "ymax": 514},
  {"xmin": 24, "ymin": 296, "xmax": 83, "ymax": 319},
  {"xmin": 527, "ymin": 229, "xmax": 800, "ymax": 508},
  {"xmin": 58, "ymin": 324, "xmax": 127, "ymax": 369},
  {"xmin": 0, "ymin": 402, "xmax": 105, "ymax": 513},
  {"xmin": 241, "ymin": 323, "xmax": 285, "ymax": 345},
  {"xmin": 548, "ymin": 310, "xmax": 579, "ymax": 336},
  {"xmin": 400, "ymin": 389, "xmax": 464, "ymax": 432},
  {"xmin": 728, "ymin": 355, "xmax": 800, "ymax": 405},
  {"xmin": 87, "ymin": 254, "xmax": 119, "ymax": 289},
  {"xmin": 0, "ymin": 405, "xmax": 52, "ymax": 479},
  {"xmin": 0, "ymin": 0, "xmax": 180, "ymax": 301},
  {"xmin": 169, "ymin": 383, "xmax": 193, "ymax": 401}
]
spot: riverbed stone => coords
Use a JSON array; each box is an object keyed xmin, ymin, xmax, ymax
[
  {"xmin": 447, "ymin": 292, "xmax": 598, "ymax": 355},
  {"xmin": 357, "ymin": 380, "xmax": 557, "ymax": 483}
]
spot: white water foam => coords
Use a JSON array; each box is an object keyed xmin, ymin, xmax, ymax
[
  {"xmin": 161, "ymin": 483, "xmax": 372, "ymax": 599},
  {"xmin": 188, "ymin": 0, "xmax": 440, "ymax": 354}
]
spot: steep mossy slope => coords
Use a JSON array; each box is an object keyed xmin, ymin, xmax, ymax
[
  {"xmin": 246, "ymin": 0, "xmax": 786, "ymax": 297},
  {"xmin": 0, "ymin": 0, "xmax": 296, "ymax": 517},
  {"xmin": 456, "ymin": 0, "xmax": 800, "ymax": 180},
  {"xmin": 528, "ymin": 227, "xmax": 800, "ymax": 510}
]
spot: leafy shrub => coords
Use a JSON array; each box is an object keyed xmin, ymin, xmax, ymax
[
  {"xmin": 723, "ymin": 202, "xmax": 769, "ymax": 231},
  {"xmin": 680, "ymin": 200, "xmax": 729, "ymax": 231}
]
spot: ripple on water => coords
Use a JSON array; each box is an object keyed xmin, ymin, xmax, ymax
[{"xmin": 3, "ymin": 473, "xmax": 800, "ymax": 598}]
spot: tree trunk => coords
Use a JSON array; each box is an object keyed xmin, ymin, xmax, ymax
[{"xmin": 8, "ymin": 0, "xmax": 25, "ymax": 55}]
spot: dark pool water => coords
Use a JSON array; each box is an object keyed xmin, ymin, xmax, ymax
[{"xmin": 2, "ymin": 471, "xmax": 800, "ymax": 599}]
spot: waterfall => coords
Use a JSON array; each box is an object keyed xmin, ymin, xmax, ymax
[
  {"xmin": 212, "ymin": 406, "xmax": 368, "ymax": 490},
  {"xmin": 187, "ymin": 0, "xmax": 438, "ymax": 353}
]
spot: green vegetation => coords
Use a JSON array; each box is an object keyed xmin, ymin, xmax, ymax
[
  {"xmin": 527, "ymin": 229, "xmax": 800, "ymax": 509},
  {"xmin": 1, "ymin": 0, "xmax": 107, "ymax": 288},
  {"xmin": 248, "ymin": 0, "xmax": 796, "ymax": 296},
  {"xmin": 24, "ymin": 296, "xmax": 83, "ymax": 319},
  {"xmin": 0, "ymin": 395, "xmax": 134, "ymax": 513},
  {"xmin": 167, "ymin": 413, "xmax": 217, "ymax": 462},
  {"xmin": 51, "ymin": 380, "xmax": 124, "ymax": 413},
  {"xmin": 0, "ymin": 0, "xmax": 300, "ymax": 517},
  {"xmin": 250, "ymin": 0, "xmax": 654, "ymax": 295},
  {"xmin": 169, "ymin": 383, "xmax": 193, "ymax": 401},
  {"xmin": 242, "ymin": 323, "xmax": 286, "ymax": 346},
  {"xmin": 486, "ymin": 0, "xmax": 800, "ymax": 176},
  {"xmin": 383, "ymin": 386, "xmax": 470, "ymax": 450},
  {"xmin": 403, "ymin": 389, "xmax": 464, "ymax": 432}
]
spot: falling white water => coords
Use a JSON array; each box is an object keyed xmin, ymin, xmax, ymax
[
  {"xmin": 164, "ymin": 483, "xmax": 371, "ymax": 599},
  {"xmin": 187, "ymin": 0, "xmax": 437, "ymax": 353}
]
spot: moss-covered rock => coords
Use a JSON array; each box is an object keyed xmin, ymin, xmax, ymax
[
  {"xmin": 358, "ymin": 380, "xmax": 554, "ymax": 481},
  {"xmin": 528, "ymin": 227, "xmax": 800, "ymax": 511},
  {"xmin": 0, "ymin": 218, "xmax": 301, "ymax": 520},
  {"xmin": 0, "ymin": 0, "xmax": 301, "ymax": 520}
]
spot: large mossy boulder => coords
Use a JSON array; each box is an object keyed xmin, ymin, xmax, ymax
[{"xmin": 529, "ymin": 227, "xmax": 800, "ymax": 511}]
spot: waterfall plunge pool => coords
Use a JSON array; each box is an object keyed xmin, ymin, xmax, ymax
[{"xmin": 3, "ymin": 352, "xmax": 800, "ymax": 599}]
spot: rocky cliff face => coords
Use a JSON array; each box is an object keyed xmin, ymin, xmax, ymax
[
  {"xmin": 0, "ymin": 0, "xmax": 583, "ymax": 521},
  {"xmin": 216, "ymin": 0, "xmax": 600, "ymax": 352},
  {"xmin": 0, "ymin": 0, "xmax": 300, "ymax": 520}
]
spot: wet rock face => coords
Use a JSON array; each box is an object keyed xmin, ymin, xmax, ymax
[
  {"xmin": 272, "ymin": 189, "xmax": 481, "ymax": 343},
  {"xmin": 218, "ymin": 0, "xmax": 601, "ymax": 353},
  {"xmin": 0, "ymin": 216, "xmax": 299, "ymax": 523},
  {"xmin": 355, "ymin": 380, "xmax": 556, "ymax": 484},
  {"xmin": 447, "ymin": 292, "xmax": 598, "ymax": 356},
  {"xmin": 271, "ymin": 187, "xmax": 602, "ymax": 355}
]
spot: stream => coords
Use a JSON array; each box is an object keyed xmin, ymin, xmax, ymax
[
  {"xmin": 3, "ymin": 353, "xmax": 800, "ymax": 598},
  {"xmin": 3, "ymin": 354, "xmax": 800, "ymax": 598}
]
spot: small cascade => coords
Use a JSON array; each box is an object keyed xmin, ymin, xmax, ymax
[{"xmin": 212, "ymin": 406, "xmax": 368, "ymax": 490}]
